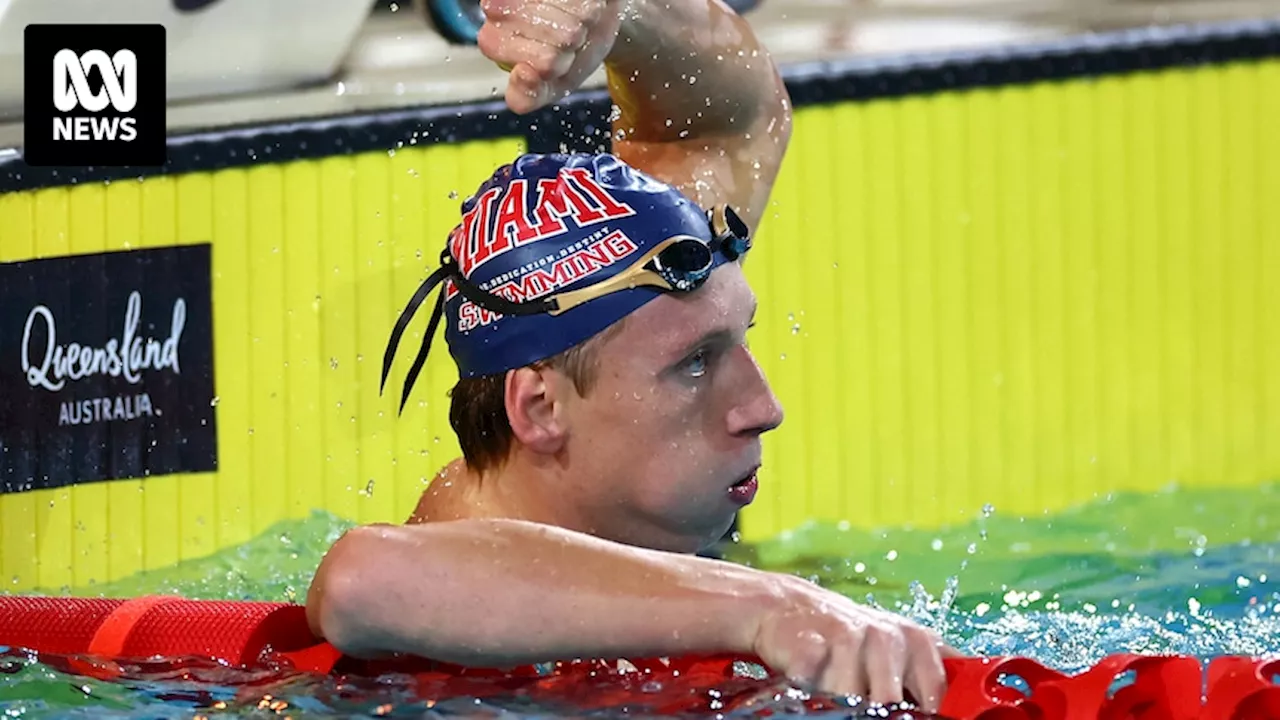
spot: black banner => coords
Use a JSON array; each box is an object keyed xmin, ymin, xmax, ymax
[{"xmin": 0, "ymin": 244, "xmax": 217, "ymax": 493}]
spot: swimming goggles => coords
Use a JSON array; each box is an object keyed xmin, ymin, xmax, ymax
[{"xmin": 380, "ymin": 204, "xmax": 752, "ymax": 411}]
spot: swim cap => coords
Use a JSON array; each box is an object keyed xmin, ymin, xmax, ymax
[{"xmin": 381, "ymin": 152, "xmax": 751, "ymax": 411}]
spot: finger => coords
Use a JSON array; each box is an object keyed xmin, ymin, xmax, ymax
[
  {"xmin": 862, "ymin": 623, "xmax": 906, "ymax": 706},
  {"xmin": 903, "ymin": 631, "xmax": 949, "ymax": 713},
  {"xmin": 784, "ymin": 629, "xmax": 832, "ymax": 690},
  {"xmin": 939, "ymin": 643, "xmax": 967, "ymax": 659},
  {"xmin": 510, "ymin": 3, "xmax": 589, "ymax": 52},
  {"xmin": 505, "ymin": 62, "xmax": 550, "ymax": 114},
  {"xmin": 817, "ymin": 622, "xmax": 866, "ymax": 699},
  {"xmin": 478, "ymin": 26, "xmax": 577, "ymax": 79},
  {"xmin": 479, "ymin": 0, "xmax": 521, "ymax": 20},
  {"xmin": 530, "ymin": 0, "xmax": 604, "ymax": 26}
]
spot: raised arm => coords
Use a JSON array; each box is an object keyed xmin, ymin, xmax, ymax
[
  {"xmin": 481, "ymin": 0, "xmax": 791, "ymax": 232},
  {"xmin": 605, "ymin": 0, "xmax": 792, "ymax": 232}
]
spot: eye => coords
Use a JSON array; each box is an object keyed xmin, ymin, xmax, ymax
[{"xmin": 683, "ymin": 348, "xmax": 710, "ymax": 378}]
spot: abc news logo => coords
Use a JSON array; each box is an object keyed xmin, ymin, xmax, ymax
[
  {"xmin": 24, "ymin": 25, "xmax": 166, "ymax": 167},
  {"xmin": 53, "ymin": 49, "xmax": 139, "ymax": 142}
]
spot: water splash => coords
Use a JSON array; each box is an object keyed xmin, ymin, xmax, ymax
[{"xmin": 5, "ymin": 486, "xmax": 1280, "ymax": 716}]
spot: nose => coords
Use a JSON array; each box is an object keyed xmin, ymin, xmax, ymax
[{"xmin": 725, "ymin": 346, "xmax": 784, "ymax": 437}]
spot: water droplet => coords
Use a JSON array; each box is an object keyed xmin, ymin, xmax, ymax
[
  {"xmin": 210, "ymin": 396, "xmax": 220, "ymax": 407},
  {"xmin": 387, "ymin": 148, "xmax": 396, "ymax": 157},
  {"xmin": 330, "ymin": 358, "xmax": 339, "ymax": 370},
  {"xmin": 982, "ymin": 503, "xmax": 995, "ymax": 517},
  {"xmin": 448, "ymin": 190, "xmax": 459, "ymax": 200},
  {"xmin": 247, "ymin": 427, "xmax": 255, "ymax": 435},
  {"xmin": 966, "ymin": 543, "xmax": 977, "ymax": 555},
  {"xmin": 885, "ymin": 550, "xmax": 898, "ymax": 561},
  {"xmin": 279, "ymin": 534, "xmax": 292, "ymax": 545},
  {"xmin": 366, "ymin": 479, "xmax": 375, "ymax": 496},
  {"xmin": 931, "ymin": 538, "xmax": 943, "ymax": 551}
]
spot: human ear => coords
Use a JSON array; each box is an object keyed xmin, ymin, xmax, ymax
[{"xmin": 504, "ymin": 366, "xmax": 567, "ymax": 454}]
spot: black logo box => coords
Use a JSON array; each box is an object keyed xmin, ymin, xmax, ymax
[
  {"xmin": 0, "ymin": 244, "xmax": 217, "ymax": 493},
  {"xmin": 23, "ymin": 24, "xmax": 167, "ymax": 168}
]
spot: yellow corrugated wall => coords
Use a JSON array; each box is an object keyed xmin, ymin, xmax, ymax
[
  {"xmin": 2, "ymin": 57, "xmax": 1278, "ymax": 589},
  {"xmin": 744, "ymin": 60, "xmax": 1280, "ymax": 539},
  {"xmin": 0, "ymin": 138, "xmax": 524, "ymax": 591}
]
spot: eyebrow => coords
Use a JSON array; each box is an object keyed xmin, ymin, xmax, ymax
[{"xmin": 675, "ymin": 297, "xmax": 759, "ymax": 359}]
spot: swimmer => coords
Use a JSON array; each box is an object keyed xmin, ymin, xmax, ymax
[{"xmin": 306, "ymin": 0, "xmax": 960, "ymax": 710}]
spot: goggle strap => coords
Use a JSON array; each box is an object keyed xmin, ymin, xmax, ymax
[
  {"xmin": 708, "ymin": 205, "xmax": 751, "ymax": 260},
  {"xmin": 383, "ymin": 204, "xmax": 751, "ymax": 408},
  {"xmin": 381, "ymin": 263, "xmax": 451, "ymax": 396},
  {"xmin": 399, "ymin": 290, "xmax": 446, "ymax": 415}
]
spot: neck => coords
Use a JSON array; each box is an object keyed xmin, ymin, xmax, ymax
[
  {"xmin": 427, "ymin": 450, "xmax": 590, "ymax": 535},
  {"xmin": 415, "ymin": 453, "xmax": 709, "ymax": 555}
]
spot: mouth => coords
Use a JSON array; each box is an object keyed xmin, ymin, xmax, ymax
[{"xmin": 726, "ymin": 467, "xmax": 760, "ymax": 506}]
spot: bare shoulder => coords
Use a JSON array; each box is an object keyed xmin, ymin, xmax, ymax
[{"xmin": 406, "ymin": 457, "xmax": 475, "ymax": 524}]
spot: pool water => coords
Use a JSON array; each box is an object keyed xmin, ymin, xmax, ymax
[{"xmin": 2, "ymin": 483, "xmax": 1278, "ymax": 718}]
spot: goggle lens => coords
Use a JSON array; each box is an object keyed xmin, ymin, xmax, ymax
[{"xmin": 653, "ymin": 238, "xmax": 715, "ymax": 290}]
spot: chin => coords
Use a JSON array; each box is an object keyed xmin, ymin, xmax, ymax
[
  {"xmin": 643, "ymin": 514, "xmax": 735, "ymax": 555},
  {"xmin": 693, "ymin": 513, "xmax": 738, "ymax": 553}
]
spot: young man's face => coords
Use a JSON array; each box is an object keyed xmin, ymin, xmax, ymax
[{"xmin": 554, "ymin": 262, "xmax": 785, "ymax": 553}]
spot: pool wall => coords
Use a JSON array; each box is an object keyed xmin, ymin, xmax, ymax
[{"xmin": 1, "ymin": 19, "xmax": 1278, "ymax": 592}]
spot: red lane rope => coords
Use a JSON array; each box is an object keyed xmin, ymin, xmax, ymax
[
  {"xmin": 2, "ymin": 595, "xmax": 1278, "ymax": 719},
  {"xmin": 86, "ymin": 595, "xmax": 184, "ymax": 660}
]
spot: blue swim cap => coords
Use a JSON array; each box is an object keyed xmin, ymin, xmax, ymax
[{"xmin": 381, "ymin": 152, "xmax": 751, "ymax": 411}]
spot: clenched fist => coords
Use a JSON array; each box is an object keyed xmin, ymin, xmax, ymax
[{"xmin": 478, "ymin": 0, "xmax": 630, "ymax": 114}]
